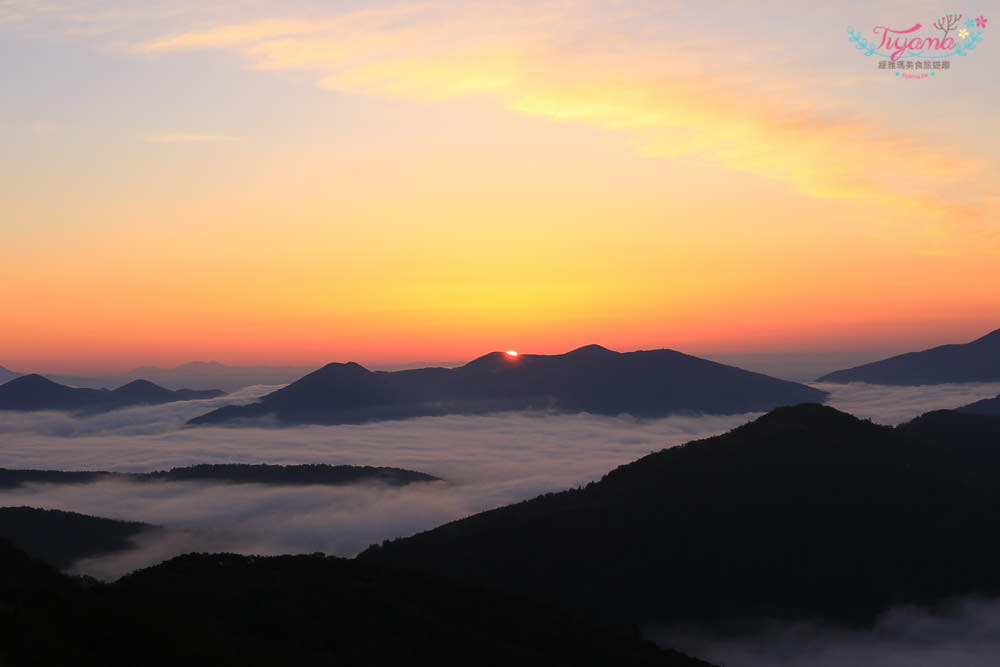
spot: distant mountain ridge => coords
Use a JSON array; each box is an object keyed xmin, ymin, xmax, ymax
[
  {"xmin": 79, "ymin": 361, "xmax": 319, "ymax": 392},
  {"xmin": 0, "ymin": 375, "xmax": 224, "ymax": 414},
  {"xmin": 817, "ymin": 328, "xmax": 1000, "ymax": 384},
  {"xmin": 362, "ymin": 404, "xmax": 1000, "ymax": 630},
  {"xmin": 0, "ymin": 361, "xmax": 321, "ymax": 392},
  {"xmin": 188, "ymin": 344, "xmax": 827, "ymax": 426},
  {"xmin": 0, "ymin": 463, "xmax": 439, "ymax": 488},
  {"xmin": 956, "ymin": 394, "xmax": 1000, "ymax": 416}
]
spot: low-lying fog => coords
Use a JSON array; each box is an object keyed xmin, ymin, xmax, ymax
[
  {"xmin": 1, "ymin": 380, "xmax": 998, "ymax": 579},
  {"xmin": 2, "ymin": 380, "xmax": 1000, "ymax": 666}
]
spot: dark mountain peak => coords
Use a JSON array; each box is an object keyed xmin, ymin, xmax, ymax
[
  {"xmin": 2, "ymin": 373, "xmax": 61, "ymax": 390},
  {"xmin": 704, "ymin": 403, "xmax": 892, "ymax": 454},
  {"xmin": 278, "ymin": 361, "xmax": 372, "ymax": 388},
  {"xmin": 610, "ymin": 404, "xmax": 882, "ymax": 482},
  {"xmin": 113, "ymin": 378, "xmax": 162, "ymax": 391},
  {"xmin": 744, "ymin": 402, "xmax": 866, "ymax": 430},
  {"xmin": 565, "ymin": 344, "xmax": 618, "ymax": 358},
  {"xmin": 111, "ymin": 379, "xmax": 175, "ymax": 401},
  {"xmin": 311, "ymin": 361, "xmax": 371, "ymax": 376},
  {"xmin": 460, "ymin": 351, "xmax": 522, "ymax": 371},
  {"xmin": 255, "ymin": 360, "xmax": 395, "ymax": 415}
]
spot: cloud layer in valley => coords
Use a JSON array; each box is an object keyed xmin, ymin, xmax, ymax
[
  {"xmin": 655, "ymin": 596, "xmax": 1000, "ymax": 667},
  {"xmin": 1, "ymin": 380, "xmax": 999, "ymax": 580},
  {"xmin": 2, "ymin": 380, "xmax": 1000, "ymax": 663},
  {"xmin": 0, "ymin": 394, "xmax": 751, "ymax": 578},
  {"xmin": 819, "ymin": 381, "xmax": 1000, "ymax": 425}
]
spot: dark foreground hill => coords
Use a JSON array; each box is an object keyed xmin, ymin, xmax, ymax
[
  {"xmin": 0, "ymin": 507, "xmax": 150, "ymax": 569},
  {"xmin": 0, "ymin": 463, "xmax": 439, "ymax": 489},
  {"xmin": 0, "ymin": 542, "xmax": 711, "ymax": 667},
  {"xmin": 189, "ymin": 345, "xmax": 826, "ymax": 426},
  {"xmin": 817, "ymin": 328, "xmax": 1000, "ymax": 384},
  {"xmin": 0, "ymin": 375, "xmax": 224, "ymax": 414},
  {"xmin": 362, "ymin": 404, "xmax": 1000, "ymax": 630}
]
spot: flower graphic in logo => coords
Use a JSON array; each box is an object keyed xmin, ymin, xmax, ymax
[
  {"xmin": 958, "ymin": 28, "xmax": 970, "ymax": 38},
  {"xmin": 965, "ymin": 18, "xmax": 975, "ymax": 28},
  {"xmin": 976, "ymin": 16, "xmax": 988, "ymax": 28}
]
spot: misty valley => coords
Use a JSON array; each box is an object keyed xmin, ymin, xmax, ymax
[
  {"xmin": 3, "ymin": 334, "xmax": 1000, "ymax": 665},
  {"xmin": 6, "ymin": 0, "xmax": 998, "ymax": 662}
]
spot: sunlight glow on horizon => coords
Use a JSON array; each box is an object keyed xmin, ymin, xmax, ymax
[{"xmin": 1, "ymin": 1, "xmax": 997, "ymax": 372}]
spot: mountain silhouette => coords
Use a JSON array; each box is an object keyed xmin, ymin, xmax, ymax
[
  {"xmin": 189, "ymin": 345, "xmax": 826, "ymax": 426},
  {"xmin": 817, "ymin": 328, "xmax": 1000, "ymax": 384},
  {"xmin": 955, "ymin": 394, "xmax": 1000, "ymax": 416},
  {"xmin": 0, "ymin": 364, "xmax": 18, "ymax": 384},
  {"xmin": 0, "ymin": 541, "xmax": 712, "ymax": 666},
  {"xmin": 112, "ymin": 360, "xmax": 322, "ymax": 391},
  {"xmin": 0, "ymin": 463, "xmax": 440, "ymax": 489},
  {"xmin": 0, "ymin": 374, "xmax": 224, "ymax": 414},
  {"xmin": 361, "ymin": 404, "xmax": 1000, "ymax": 630},
  {"xmin": 0, "ymin": 507, "xmax": 151, "ymax": 570}
]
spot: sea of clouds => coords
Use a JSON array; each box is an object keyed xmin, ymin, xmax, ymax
[
  {"xmin": 655, "ymin": 596, "xmax": 1000, "ymax": 667},
  {"xmin": 1, "ymin": 380, "xmax": 999, "ymax": 578},
  {"xmin": 2, "ymin": 380, "xmax": 1000, "ymax": 665}
]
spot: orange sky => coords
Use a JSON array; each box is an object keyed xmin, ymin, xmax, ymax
[{"xmin": 2, "ymin": 1, "xmax": 998, "ymax": 372}]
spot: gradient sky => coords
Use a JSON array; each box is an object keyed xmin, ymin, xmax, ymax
[{"xmin": 2, "ymin": 0, "xmax": 998, "ymax": 372}]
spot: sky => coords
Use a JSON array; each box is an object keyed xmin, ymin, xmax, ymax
[{"xmin": 2, "ymin": 0, "xmax": 998, "ymax": 372}]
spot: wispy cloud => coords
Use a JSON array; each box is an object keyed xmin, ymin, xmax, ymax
[{"xmin": 131, "ymin": 2, "xmax": 985, "ymax": 222}]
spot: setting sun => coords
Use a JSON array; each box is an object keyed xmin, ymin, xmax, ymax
[{"xmin": 505, "ymin": 350, "xmax": 519, "ymax": 358}]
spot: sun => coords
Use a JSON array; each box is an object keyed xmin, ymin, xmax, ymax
[{"xmin": 505, "ymin": 350, "xmax": 519, "ymax": 358}]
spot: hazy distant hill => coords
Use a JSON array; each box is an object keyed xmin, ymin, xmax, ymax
[
  {"xmin": 0, "ymin": 361, "xmax": 322, "ymax": 392},
  {"xmin": 0, "ymin": 507, "xmax": 150, "ymax": 569},
  {"xmin": 817, "ymin": 328, "xmax": 1000, "ymax": 384},
  {"xmin": 362, "ymin": 404, "xmax": 1000, "ymax": 630},
  {"xmin": 104, "ymin": 360, "xmax": 322, "ymax": 391},
  {"xmin": 0, "ymin": 542, "xmax": 711, "ymax": 667},
  {"xmin": 189, "ymin": 344, "xmax": 826, "ymax": 426},
  {"xmin": 0, "ymin": 375, "xmax": 224, "ymax": 414},
  {"xmin": 0, "ymin": 463, "xmax": 440, "ymax": 489}
]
